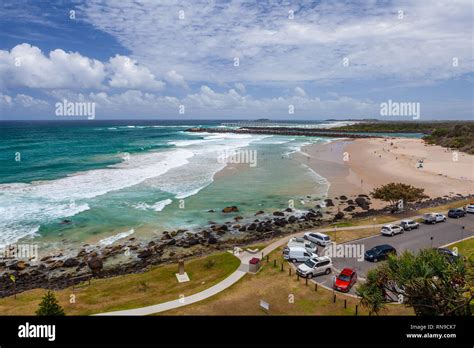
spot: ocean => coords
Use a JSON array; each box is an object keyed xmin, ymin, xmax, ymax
[{"xmin": 0, "ymin": 120, "xmax": 337, "ymax": 251}]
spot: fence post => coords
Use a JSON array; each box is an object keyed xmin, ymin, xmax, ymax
[
  {"xmin": 355, "ymin": 305, "xmax": 358, "ymax": 316},
  {"xmin": 344, "ymin": 299, "xmax": 347, "ymax": 308},
  {"xmin": 289, "ymin": 268, "xmax": 291, "ymax": 276},
  {"xmin": 305, "ymin": 278, "xmax": 308, "ymax": 286},
  {"xmin": 266, "ymin": 255, "xmax": 269, "ymax": 263},
  {"xmin": 297, "ymin": 274, "xmax": 299, "ymax": 281},
  {"xmin": 315, "ymin": 283, "xmax": 318, "ymax": 292},
  {"xmin": 333, "ymin": 293, "xmax": 336, "ymax": 303},
  {"xmin": 273, "ymin": 259, "xmax": 276, "ymax": 267},
  {"xmin": 280, "ymin": 263, "xmax": 283, "ymax": 272}
]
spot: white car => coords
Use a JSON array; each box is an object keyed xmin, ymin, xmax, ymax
[
  {"xmin": 287, "ymin": 237, "xmax": 318, "ymax": 254},
  {"xmin": 466, "ymin": 204, "xmax": 474, "ymax": 214},
  {"xmin": 422, "ymin": 213, "xmax": 446, "ymax": 224},
  {"xmin": 304, "ymin": 232, "xmax": 331, "ymax": 246},
  {"xmin": 296, "ymin": 256, "xmax": 332, "ymax": 278},
  {"xmin": 283, "ymin": 246, "xmax": 316, "ymax": 263},
  {"xmin": 380, "ymin": 224, "xmax": 404, "ymax": 236}
]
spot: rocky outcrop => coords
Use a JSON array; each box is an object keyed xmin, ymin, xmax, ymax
[{"xmin": 222, "ymin": 206, "xmax": 239, "ymax": 213}]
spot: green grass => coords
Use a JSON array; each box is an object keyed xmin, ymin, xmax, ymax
[{"xmin": 0, "ymin": 251, "xmax": 240, "ymax": 315}]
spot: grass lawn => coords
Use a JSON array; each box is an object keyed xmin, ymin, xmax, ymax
[
  {"xmin": 161, "ymin": 247, "xmax": 413, "ymax": 316},
  {"xmin": 0, "ymin": 251, "xmax": 240, "ymax": 315}
]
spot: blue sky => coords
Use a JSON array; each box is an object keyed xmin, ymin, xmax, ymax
[{"xmin": 0, "ymin": 0, "xmax": 472, "ymax": 120}]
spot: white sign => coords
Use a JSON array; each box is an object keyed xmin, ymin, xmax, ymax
[{"xmin": 260, "ymin": 299, "xmax": 269, "ymax": 312}]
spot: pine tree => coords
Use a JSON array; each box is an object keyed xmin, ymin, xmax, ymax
[{"xmin": 36, "ymin": 291, "xmax": 65, "ymax": 316}]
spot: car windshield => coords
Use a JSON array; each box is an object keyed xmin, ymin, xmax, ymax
[
  {"xmin": 371, "ymin": 247, "xmax": 380, "ymax": 253},
  {"xmin": 323, "ymin": 236, "xmax": 329, "ymax": 240},
  {"xmin": 338, "ymin": 274, "xmax": 350, "ymax": 282},
  {"xmin": 304, "ymin": 259, "xmax": 316, "ymax": 268},
  {"xmin": 382, "ymin": 226, "xmax": 390, "ymax": 230}
]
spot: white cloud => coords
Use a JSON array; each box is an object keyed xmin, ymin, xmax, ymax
[
  {"xmin": 0, "ymin": 43, "xmax": 105, "ymax": 89},
  {"xmin": 164, "ymin": 70, "xmax": 187, "ymax": 88},
  {"xmin": 294, "ymin": 87, "xmax": 307, "ymax": 97},
  {"xmin": 0, "ymin": 44, "xmax": 165, "ymax": 91},
  {"xmin": 107, "ymin": 55, "xmax": 164, "ymax": 90},
  {"xmin": 79, "ymin": 0, "xmax": 473, "ymax": 85},
  {"xmin": 0, "ymin": 93, "xmax": 49, "ymax": 109}
]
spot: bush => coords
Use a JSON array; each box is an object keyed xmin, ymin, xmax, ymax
[{"xmin": 36, "ymin": 291, "xmax": 65, "ymax": 316}]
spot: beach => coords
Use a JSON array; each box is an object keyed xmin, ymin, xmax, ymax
[{"xmin": 302, "ymin": 137, "xmax": 474, "ymax": 208}]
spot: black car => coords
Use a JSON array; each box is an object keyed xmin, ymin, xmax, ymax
[
  {"xmin": 448, "ymin": 208, "xmax": 466, "ymax": 218},
  {"xmin": 435, "ymin": 248, "xmax": 461, "ymax": 262},
  {"xmin": 364, "ymin": 244, "xmax": 397, "ymax": 262}
]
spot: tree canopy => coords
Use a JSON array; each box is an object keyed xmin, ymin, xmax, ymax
[
  {"xmin": 371, "ymin": 182, "xmax": 428, "ymax": 207},
  {"xmin": 356, "ymin": 249, "xmax": 471, "ymax": 316}
]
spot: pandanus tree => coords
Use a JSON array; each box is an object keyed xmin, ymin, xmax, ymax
[{"xmin": 357, "ymin": 249, "xmax": 472, "ymax": 316}]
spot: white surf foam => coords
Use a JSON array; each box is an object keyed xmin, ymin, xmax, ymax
[{"xmin": 99, "ymin": 228, "xmax": 135, "ymax": 246}]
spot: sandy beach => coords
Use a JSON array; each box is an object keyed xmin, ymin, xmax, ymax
[{"xmin": 301, "ymin": 137, "xmax": 474, "ymax": 208}]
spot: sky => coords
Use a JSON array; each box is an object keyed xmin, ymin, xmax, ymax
[{"xmin": 0, "ymin": 0, "xmax": 473, "ymax": 120}]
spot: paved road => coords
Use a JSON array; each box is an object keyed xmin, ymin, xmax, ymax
[{"xmin": 305, "ymin": 214, "xmax": 474, "ymax": 295}]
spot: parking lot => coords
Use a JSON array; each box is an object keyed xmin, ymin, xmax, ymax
[{"xmin": 292, "ymin": 213, "xmax": 474, "ymax": 296}]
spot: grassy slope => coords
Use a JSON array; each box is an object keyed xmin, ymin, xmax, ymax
[{"xmin": 0, "ymin": 251, "xmax": 240, "ymax": 315}]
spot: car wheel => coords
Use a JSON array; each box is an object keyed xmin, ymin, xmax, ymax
[
  {"xmin": 291, "ymin": 259, "xmax": 297, "ymax": 263},
  {"xmin": 325, "ymin": 268, "xmax": 331, "ymax": 275},
  {"xmin": 373, "ymin": 258, "xmax": 378, "ymax": 262},
  {"xmin": 307, "ymin": 273, "xmax": 313, "ymax": 279},
  {"xmin": 391, "ymin": 232, "xmax": 394, "ymax": 236}
]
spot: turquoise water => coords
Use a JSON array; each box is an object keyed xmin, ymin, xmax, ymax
[{"xmin": 0, "ymin": 120, "xmax": 331, "ymax": 249}]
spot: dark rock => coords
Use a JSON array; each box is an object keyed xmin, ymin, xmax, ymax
[
  {"xmin": 208, "ymin": 209, "xmax": 215, "ymax": 213},
  {"xmin": 9, "ymin": 261, "xmax": 28, "ymax": 271},
  {"xmin": 239, "ymin": 225, "xmax": 247, "ymax": 232},
  {"xmin": 273, "ymin": 211, "xmax": 285, "ymax": 216},
  {"xmin": 87, "ymin": 257, "xmax": 103, "ymax": 272},
  {"xmin": 355, "ymin": 197, "xmax": 370, "ymax": 210},
  {"xmin": 60, "ymin": 219, "xmax": 72, "ymax": 224},
  {"xmin": 324, "ymin": 199, "xmax": 334, "ymax": 207},
  {"xmin": 285, "ymin": 208, "xmax": 293, "ymax": 212},
  {"xmin": 208, "ymin": 236, "xmax": 217, "ymax": 244},
  {"xmin": 222, "ymin": 206, "xmax": 239, "ymax": 213},
  {"xmin": 334, "ymin": 212, "xmax": 345, "ymax": 220},
  {"xmin": 339, "ymin": 195, "xmax": 348, "ymax": 200},
  {"xmin": 255, "ymin": 210, "xmax": 264, "ymax": 215},
  {"xmin": 343, "ymin": 205, "xmax": 355, "ymax": 212},
  {"xmin": 247, "ymin": 223, "xmax": 257, "ymax": 231},
  {"xmin": 63, "ymin": 258, "xmax": 80, "ymax": 267},
  {"xmin": 288, "ymin": 216, "xmax": 297, "ymax": 223},
  {"xmin": 138, "ymin": 249, "xmax": 152, "ymax": 259},
  {"xmin": 234, "ymin": 216, "xmax": 243, "ymax": 221}
]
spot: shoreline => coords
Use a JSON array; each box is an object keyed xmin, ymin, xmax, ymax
[{"xmin": 1, "ymin": 135, "xmax": 473, "ymax": 297}]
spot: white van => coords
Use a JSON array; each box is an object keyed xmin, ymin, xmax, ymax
[
  {"xmin": 283, "ymin": 246, "xmax": 316, "ymax": 263},
  {"xmin": 304, "ymin": 232, "xmax": 331, "ymax": 246},
  {"xmin": 287, "ymin": 237, "xmax": 318, "ymax": 254},
  {"xmin": 296, "ymin": 256, "xmax": 332, "ymax": 278}
]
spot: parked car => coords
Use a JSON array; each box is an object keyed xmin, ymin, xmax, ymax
[
  {"xmin": 364, "ymin": 244, "xmax": 397, "ymax": 262},
  {"xmin": 287, "ymin": 237, "xmax": 318, "ymax": 254},
  {"xmin": 333, "ymin": 268, "xmax": 357, "ymax": 292},
  {"xmin": 283, "ymin": 246, "xmax": 316, "ymax": 263},
  {"xmin": 466, "ymin": 204, "xmax": 474, "ymax": 214},
  {"xmin": 304, "ymin": 232, "xmax": 331, "ymax": 246},
  {"xmin": 435, "ymin": 248, "xmax": 461, "ymax": 262},
  {"xmin": 380, "ymin": 224, "xmax": 404, "ymax": 236},
  {"xmin": 296, "ymin": 256, "xmax": 332, "ymax": 278},
  {"xmin": 422, "ymin": 213, "xmax": 446, "ymax": 224},
  {"xmin": 400, "ymin": 219, "xmax": 420, "ymax": 231},
  {"xmin": 448, "ymin": 208, "xmax": 466, "ymax": 219}
]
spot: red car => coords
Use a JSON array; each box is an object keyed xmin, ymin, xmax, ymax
[{"xmin": 333, "ymin": 268, "xmax": 357, "ymax": 292}]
